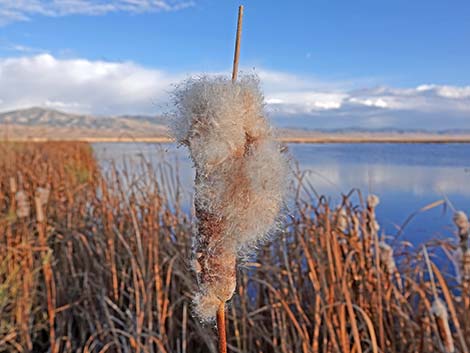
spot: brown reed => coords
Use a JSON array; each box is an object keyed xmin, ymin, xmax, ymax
[{"xmin": 1, "ymin": 141, "xmax": 470, "ymax": 353}]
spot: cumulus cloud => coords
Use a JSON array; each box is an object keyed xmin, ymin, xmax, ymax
[
  {"xmin": 264, "ymin": 82, "xmax": 470, "ymax": 116},
  {"xmin": 258, "ymin": 73, "xmax": 470, "ymax": 130},
  {"xmin": 0, "ymin": 53, "xmax": 182, "ymax": 114},
  {"xmin": 0, "ymin": 0, "xmax": 194, "ymax": 25},
  {"xmin": 1, "ymin": 53, "xmax": 470, "ymax": 130}
]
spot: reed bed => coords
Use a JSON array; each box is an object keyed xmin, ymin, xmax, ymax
[{"xmin": 0, "ymin": 141, "xmax": 469, "ymax": 353}]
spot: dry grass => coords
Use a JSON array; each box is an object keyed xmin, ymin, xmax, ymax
[{"xmin": 0, "ymin": 141, "xmax": 469, "ymax": 353}]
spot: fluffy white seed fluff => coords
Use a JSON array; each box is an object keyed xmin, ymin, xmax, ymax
[
  {"xmin": 378, "ymin": 241, "xmax": 396, "ymax": 274},
  {"xmin": 367, "ymin": 194, "xmax": 380, "ymax": 209},
  {"xmin": 371, "ymin": 219, "xmax": 380, "ymax": 233},
  {"xmin": 171, "ymin": 75, "xmax": 288, "ymax": 321},
  {"xmin": 453, "ymin": 211, "xmax": 469, "ymax": 235},
  {"xmin": 337, "ymin": 208, "xmax": 348, "ymax": 233},
  {"xmin": 432, "ymin": 298, "xmax": 448, "ymax": 320},
  {"xmin": 366, "ymin": 194, "xmax": 380, "ymax": 234}
]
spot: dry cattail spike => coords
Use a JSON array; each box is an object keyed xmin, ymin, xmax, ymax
[
  {"xmin": 9, "ymin": 176, "xmax": 17, "ymax": 194},
  {"xmin": 463, "ymin": 249, "xmax": 470, "ymax": 281},
  {"xmin": 15, "ymin": 190, "xmax": 30, "ymax": 218},
  {"xmin": 453, "ymin": 211, "xmax": 470, "ymax": 284},
  {"xmin": 452, "ymin": 247, "xmax": 470, "ymax": 284},
  {"xmin": 36, "ymin": 187, "xmax": 50, "ymax": 207},
  {"xmin": 35, "ymin": 196, "xmax": 45, "ymax": 223},
  {"xmin": 336, "ymin": 207, "xmax": 348, "ymax": 233},
  {"xmin": 366, "ymin": 194, "xmax": 380, "ymax": 234},
  {"xmin": 378, "ymin": 241, "xmax": 396, "ymax": 274},
  {"xmin": 453, "ymin": 211, "xmax": 469, "ymax": 239},
  {"xmin": 367, "ymin": 194, "xmax": 380, "ymax": 210},
  {"xmin": 432, "ymin": 298, "xmax": 455, "ymax": 353},
  {"xmin": 171, "ymin": 75, "xmax": 288, "ymax": 321}
]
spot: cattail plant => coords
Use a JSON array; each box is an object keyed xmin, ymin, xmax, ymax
[
  {"xmin": 336, "ymin": 207, "xmax": 348, "ymax": 233},
  {"xmin": 452, "ymin": 247, "xmax": 470, "ymax": 285},
  {"xmin": 378, "ymin": 241, "xmax": 396, "ymax": 275},
  {"xmin": 172, "ymin": 75, "xmax": 288, "ymax": 321},
  {"xmin": 9, "ymin": 176, "xmax": 17, "ymax": 195},
  {"xmin": 453, "ymin": 211, "xmax": 470, "ymax": 280},
  {"xmin": 423, "ymin": 246, "xmax": 456, "ymax": 353},
  {"xmin": 15, "ymin": 190, "xmax": 30, "ymax": 218},
  {"xmin": 171, "ymin": 6, "xmax": 288, "ymax": 352},
  {"xmin": 432, "ymin": 298, "xmax": 455, "ymax": 353},
  {"xmin": 453, "ymin": 211, "xmax": 470, "ymax": 312},
  {"xmin": 36, "ymin": 186, "xmax": 50, "ymax": 207},
  {"xmin": 366, "ymin": 194, "xmax": 380, "ymax": 235},
  {"xmin": 351, "ymin": 211, "xmax": 360, "ymax": 238}
]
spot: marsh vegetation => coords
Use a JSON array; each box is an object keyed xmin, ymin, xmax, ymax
[{"xmin": 0, "ymin": 141, "xmax": 468, "ymax": 353}]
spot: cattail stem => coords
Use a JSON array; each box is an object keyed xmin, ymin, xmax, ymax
[
  {"xmin": 216, "ymin": 7, "xmax": 244, "ymax": 353},
  {"xmin": 217, "ymin": 301, "xmax": 227, "ymax": 353},
  {"xmin": 231, "ymin": 5, "xmax": 244, "ymax": 82}
]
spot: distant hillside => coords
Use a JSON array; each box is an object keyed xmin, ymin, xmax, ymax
[
  {"xmin": 2, "ymin": 107, "xmax": 470, "ymax": 143},
  {"xmin": 0, "ymin": 107, "xmax": 169, "ymax": 140}
]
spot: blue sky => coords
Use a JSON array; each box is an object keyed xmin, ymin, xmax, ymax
[{"xmin": 1, "ymin": 0, "xmax": 470, "ymax": 130}]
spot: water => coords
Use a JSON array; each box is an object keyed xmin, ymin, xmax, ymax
[{"xmin": 93, "ymin": 142, "xmax": 470, "ymax": 246}]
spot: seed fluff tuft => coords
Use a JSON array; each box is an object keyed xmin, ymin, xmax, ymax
[{"xmin": 171, "ymin": 75, "xmax": 289, "ymax": 321}]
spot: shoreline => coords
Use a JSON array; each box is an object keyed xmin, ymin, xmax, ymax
[{"xmin": 3, "ymin": 136, "xmax": 470, "ymax": 144}]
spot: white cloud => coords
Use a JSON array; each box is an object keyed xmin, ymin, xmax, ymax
[
  {"xmin": 266, "ymin": 91, "xmax": 347, "ymax": 113},
  {"xmin": 302, "ymin": 162, "xmax": 470, "ymax": 197},
  {"xmin": 417, "ymin": 84, "xmax": 470, "ymax": 99},
  {"xmin": 349, "ymin": 97, "xmax": 389, "ymax": 108},
  {"xmin": 1, "ymin": 53, "xmax": 470, "ymax": 130},
  {"xmin": 0, "ymin": 0, "xmax": 194, "ymax": 25},
  {"xmin": 0, "ymin": 53, "xmax": 182, "ymax": 114},
  {"xmin": 255, "ymin": 70, "xmax": 470, "ymax": 119}
]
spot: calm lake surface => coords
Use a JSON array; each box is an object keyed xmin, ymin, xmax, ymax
[{"xmin": 93, "ymin": 142, "xmax": 470, "ymax": 246}]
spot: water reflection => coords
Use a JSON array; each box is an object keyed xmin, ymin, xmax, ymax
[
  {"xmin": 300, "ymin": 162, "xmax": 470, "ymax": 197},
  {"xmin": 93, "ymin": 142, "xmax": 470, "ymax": 244}
]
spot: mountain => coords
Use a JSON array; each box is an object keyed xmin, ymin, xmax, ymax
[
  {"xmin": 2, "ymin": 107, "xmax": 470, "ymax": 143},
  {"xmin": 0, "ymin": 107, "xmax": 169, "ymax": 140}
]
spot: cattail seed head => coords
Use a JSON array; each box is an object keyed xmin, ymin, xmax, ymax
[
  {"xmin": 36, "ymin": 187, "xmax": 50, "ymax": 206},
  {"xmin": 463, "ymin": 249, "xmax": 470, "ymax": 278},
  {"xmin": 378, "ymin": 241, "xmax": 396, "ymax": 274},
  {"xmin": 367, "ymin": 194, "xmax": 380, "ymax": 209},
  {"xmin": 432, "ymin": 298, "xmax": 455, "ymax": 353},
  {"xmin": 172, "ymin": 75, "xmax": 288, "ymax": 321},
  {"xmin": 15, "ymin": 190, "xmax": 30, "ymax": 218},
  {"xmin": 34, "ymin": 196, "xmax": 45, "ymax": 223},
  {"xmin": 337, "ymin": 208, "xmax": 348, "ymax": 233},
  {"xmin": 371, "ymin": 219, "xmax": 380, "ymax": 233},
  {"xmin": 451, "ymin": 248, "xmax": 470, "ymax": 284},
  {"xmin": 9, "ymin": 177, "xmax": 17, "ymax": 194},
  {"xmin": 453, "ymin": 211, "xmax": 468, "ymax": 233},
  {"xmin": 453, "ymin": 211, "xmax": 470, "ymax": 282},
  {"xmin": 366, "ymin": 194, "xmax": 380, "ymax": 234}
]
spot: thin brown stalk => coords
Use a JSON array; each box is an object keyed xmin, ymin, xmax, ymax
[
  {"xmin": 217, "ymin": 302, "xmax": 227, "ymax": 353},
  {"xmin": 231, "ymin": 5, "xmax": 244, "ymax": 82}
]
